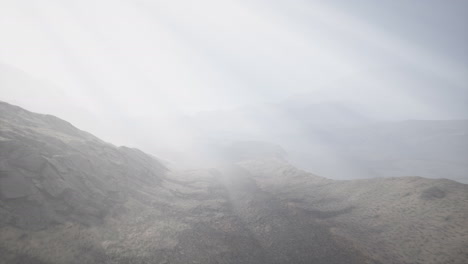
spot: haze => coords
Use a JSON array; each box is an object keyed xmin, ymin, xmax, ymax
[
  {"xmin": 1, "ymin": 2, "xmax": 468, "ymax": 263},
  {"xmin": 1, "ymin": 0, "xmax": 467, "ymax": 173}
]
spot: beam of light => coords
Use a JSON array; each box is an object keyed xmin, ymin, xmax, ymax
[{"xmin": 0, "ymin": 0, "xmax": 466, "ymax": 169}]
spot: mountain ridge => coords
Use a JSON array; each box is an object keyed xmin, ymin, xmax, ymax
[{"xmin": 1, "ymin": 101, "xmax": 467, "ymax": 264}]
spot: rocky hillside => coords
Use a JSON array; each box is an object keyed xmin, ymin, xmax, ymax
[
  {"xmin": 237, "ymin": 158, "xmax": 468, "ymax": 264},
  {"xmin": 1, "ymin": 101, "xmax": 467, "ymax": 264},
  {"xmin": 0, "ymin": 101, "xmax": 167, "ymax": 229}
]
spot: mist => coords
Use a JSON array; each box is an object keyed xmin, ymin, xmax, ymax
[
  {"xmin": 1, "ymin": 2, "xmax": 468, "ymax": 264},
  {"xmin": 1, "ymin": 0, "xmax": 467, "ymax": 175}
]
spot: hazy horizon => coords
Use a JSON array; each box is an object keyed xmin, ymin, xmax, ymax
[{"xmin": 1, "ymin": 0, "xmax": 467, "ymax": 166}]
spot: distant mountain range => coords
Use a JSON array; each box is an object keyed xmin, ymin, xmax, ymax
[{"xmin": 187, "ymin": 100, "xmax": 468, "ymax": 183}]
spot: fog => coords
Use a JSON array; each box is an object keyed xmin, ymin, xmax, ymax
[
  {"xmin": 1, "ymin": 3, "xmax": 468, "ymax": 263},
  {"xmin": 1, "ymin": 0, "xmax": 467, "ymax": 178}
]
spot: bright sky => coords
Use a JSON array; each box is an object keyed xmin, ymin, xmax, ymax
[{"xmin": 1, "ymin": 0, "xmax": 467, "ymax": 153}]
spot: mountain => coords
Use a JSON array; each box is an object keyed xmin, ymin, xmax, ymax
[
  {"xmin": 307, "ymin": 120, "xmax": 468, "ymax": 182},
  {"xmin": 1, "ymin": 101, "xmax": 467, "ymax": 264},
  {"xmin": 186, "ymin": 101, "xmax": 468, "ymax": 183}
]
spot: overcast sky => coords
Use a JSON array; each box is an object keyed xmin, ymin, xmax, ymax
[{"xmin": 1, "ymin": 0, "xmax": 467, "ymax": 152}]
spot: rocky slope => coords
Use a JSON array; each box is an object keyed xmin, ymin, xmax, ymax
[
  {"xmin": 1, "ymin": 101, "xmax": 467, "ymax": 264},
  {"xmin": 237, "ymin": 158, "xmax": 468, "ymax": 264}
]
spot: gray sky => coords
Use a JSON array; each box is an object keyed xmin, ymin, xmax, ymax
[{"xmin": 1, "ymin": 0, "xmax": 467, "ymax": 152}]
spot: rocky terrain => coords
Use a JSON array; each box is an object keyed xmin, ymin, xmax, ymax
[
  {"xmin": 1, "ymin": 101, "xmax": 467, "ymax": 264},
  {"xmin": 237, "ymin": 158, "xmax": 468, "ymax": 264}
]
